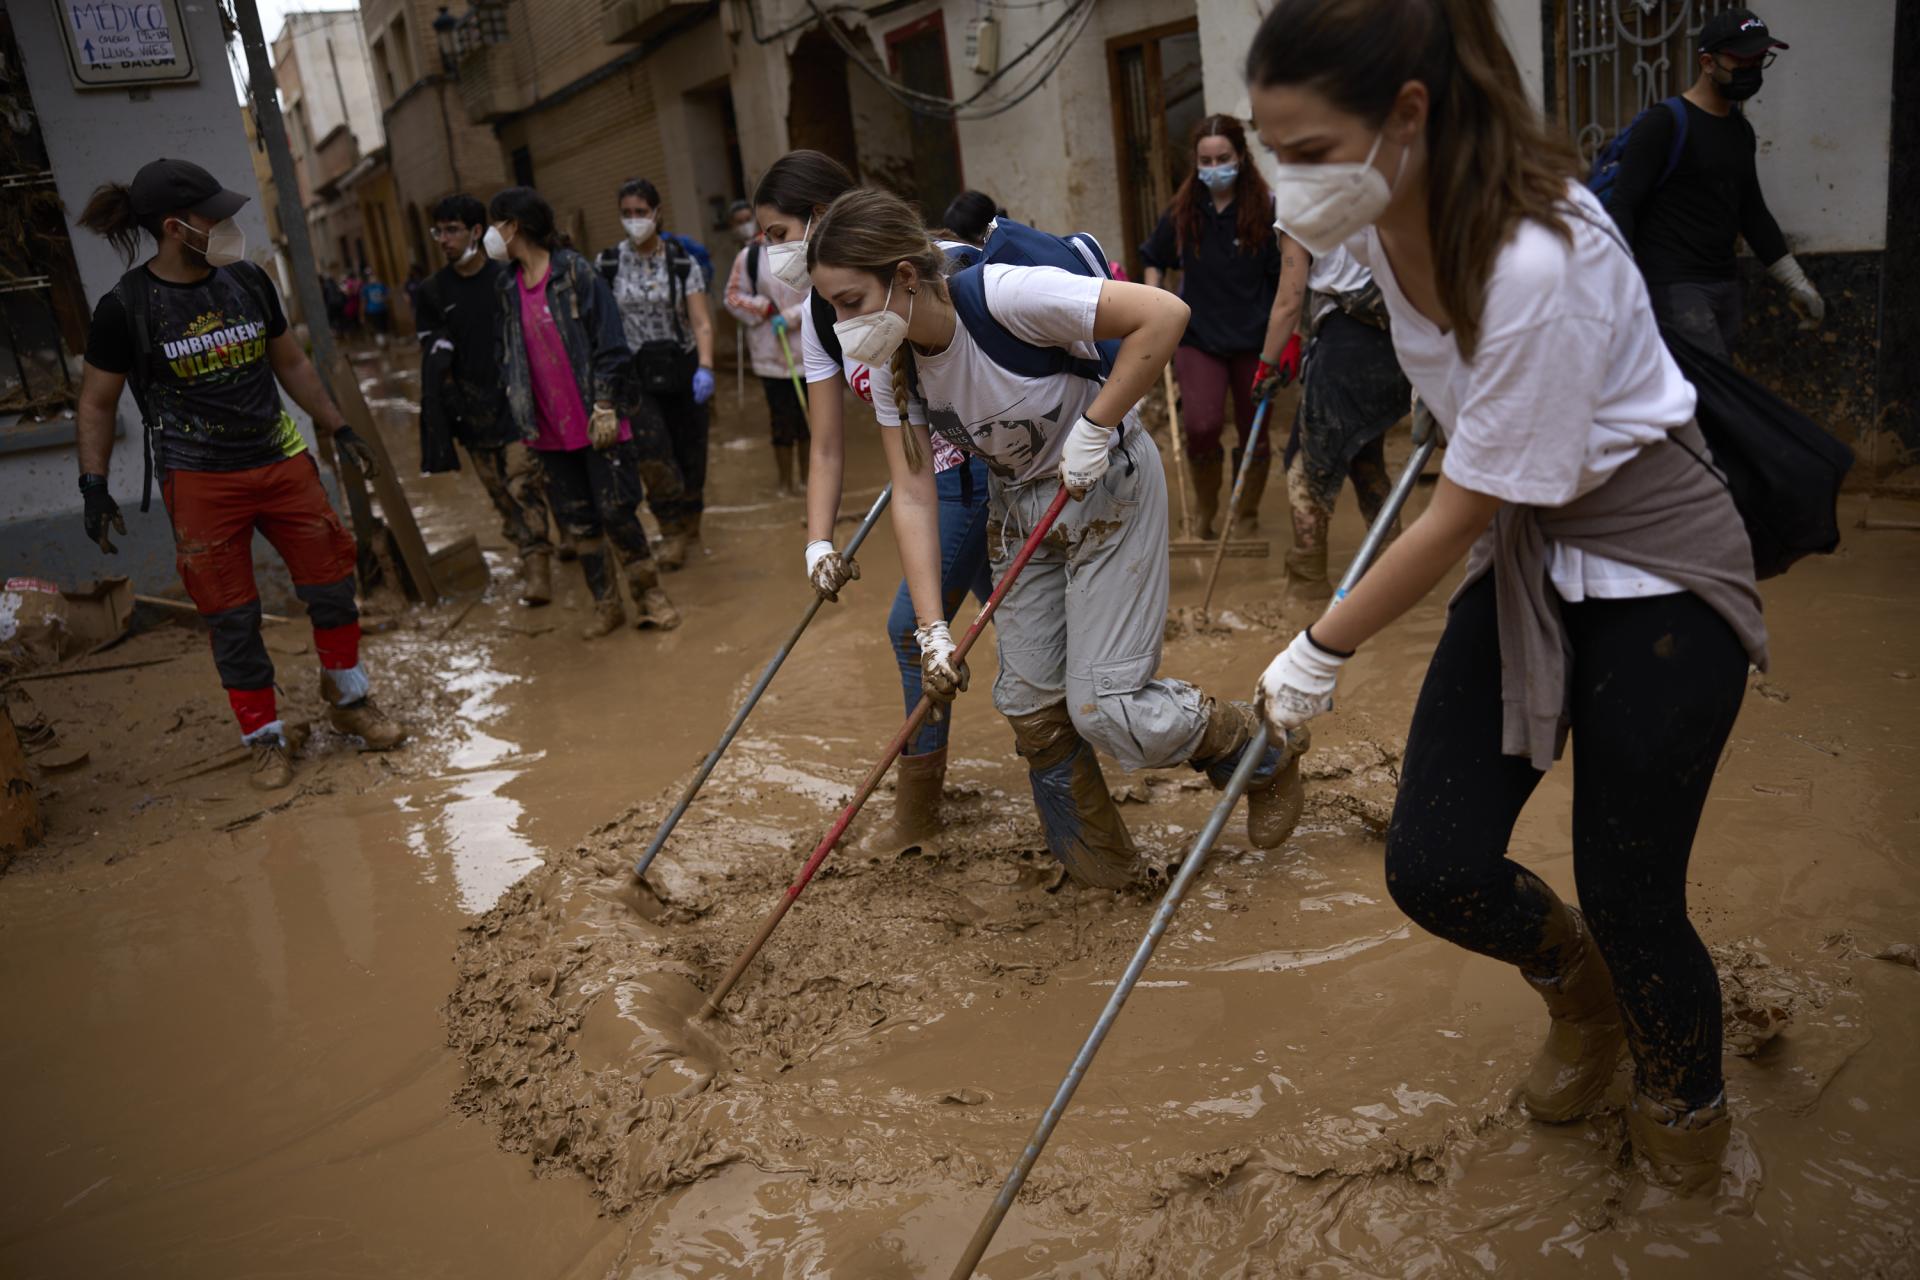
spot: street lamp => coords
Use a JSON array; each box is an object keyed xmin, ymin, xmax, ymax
[{"xmin": 432, "ymin": 6, "xmax": 459, "ymax": 75}]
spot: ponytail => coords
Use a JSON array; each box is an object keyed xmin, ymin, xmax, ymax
[
  {"xmin": 80, "ymin": 182, "xmax": 148, "ymax": 264},
  {"xmin": 1246, "ymin": 0, "xmax": 1581, "ymax": 359}
]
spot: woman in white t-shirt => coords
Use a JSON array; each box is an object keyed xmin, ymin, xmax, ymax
[
  {"xmin": 1246, "ymin": 0, "xmax": 1767, "ymax": 1198},
  {"xmin": 750, "ymin": 151, "xmax": 994, "ymax": 850},
  {"xmin": 806, "ymin": 186, "xmax": 1312, "ymax": 890}
]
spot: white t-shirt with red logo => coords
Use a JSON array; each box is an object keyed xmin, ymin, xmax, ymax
[{"xmin": 801, "ymin": 289, "xmax": 969, "ymax": 474}]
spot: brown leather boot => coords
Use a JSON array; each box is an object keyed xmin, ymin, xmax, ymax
[
  {"xmin": 1282, "ymin": 544, "xmax": 1333, "ymax": 612},
  {"xmin": 1627, "ymin": 1091, "xmax": 1732, "ymax": 1197},
  {"xmin": 1190, "ymin": 698, "xmax": 1309, "ymax": 849},
  {"xmin": 1190, "ymin": 453, "xmax": 1224, "ymax": 540},
  {"xmin": 320, "ymin": 673, "xmax": 407, "ymax": 751},
  {"xmin": 859, "ymin": 748, "xmax": 948, "ymax": 853},
  {"xmin": 1521, "ymin": 903, "xmax": 1628, "ymax": 1123},
  {"xmin": 581, "ymin": 597, "xmax": 625, "ymax": 639},
  {"xmin": 1232, "ymin": 448, "xmax": 1272, "ymax": 533},
  {"xmin": 1009, "ymin": 705, "xmax": 1138, "ymax": 889},
  {"xmin": 249, "ymin": 736, "xmax": 295, "ymax": 790},
  {"xmin": 625, "ymin": 560, "xmax": 681, "ymax": 630},
  {"xmin": 519, "ymin": 551, "xmax": 553, "ymax": 607}
]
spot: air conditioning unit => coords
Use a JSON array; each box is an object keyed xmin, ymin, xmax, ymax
[{"xmin": 602, "ymin": 0, "xmax": 707, "ymax": 44}]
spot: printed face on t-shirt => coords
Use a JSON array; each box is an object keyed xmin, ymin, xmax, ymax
[{"xmin": 926, "ymin": 398, "xmax": 1064, "ymax": 479}]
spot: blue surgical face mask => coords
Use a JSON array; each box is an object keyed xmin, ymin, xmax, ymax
[{"xmin": 1199, "ymin": 163, "xmax": 1239, "ymax": 192}]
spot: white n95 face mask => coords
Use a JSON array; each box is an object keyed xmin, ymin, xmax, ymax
[
  {"xmin": 764, "ymin": 216, "xmax": 813, "ymax": 291},
  {"xmin": 177, "ymin": 217, "xmax": 246, "ymax": 267},
  {"xmin": 833, "ymin": 278, "xmax": 912, "ymax": 366},
  {"xmin": 622, "ymin": 216, "xmax": 655, "ymax": 243},
  {"xmin": 483, "ymin": 224, "xmax": 512, "ymax": 261},
  {"xmin": 1270, "ymin": 132, "xmax": 1401, "ymax": 256}
]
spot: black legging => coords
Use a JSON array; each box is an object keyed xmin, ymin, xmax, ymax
[{"xmin": 1385, "ymin": 572, "xmax": 1747, "ymax": 1107}]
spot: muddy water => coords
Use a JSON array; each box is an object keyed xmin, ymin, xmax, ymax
[{"xmin": 3, "ymin": 353, "xmax": 1918, "ymax": 1278}]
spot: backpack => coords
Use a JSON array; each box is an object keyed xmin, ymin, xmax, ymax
[
  {"xmin": 945, "ymin": 219, "xmax": 1119, "ymax": 383},
  {"xmin": 113, "ymin": 260, "xmax": 278, "ymax": 512},
  {"xmin": 1658, "ymin": 325, "xmax": 1853, "ymax": 579},
  {"xmin": 1588, "ymin": 97, "xmax": 1689, "ymax": 210},
  {"xmin": 663, "ymin": 231, "xmax": 712, "ymax": 282}
]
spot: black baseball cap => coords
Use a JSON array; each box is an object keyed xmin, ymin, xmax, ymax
[
  {"xmin": 129, "ymin": 158, "xmax": 249, "ymax": 224},
  {"xmin": 1701, "ymin": 9, "xmax": 1788, "ymax": 56}
]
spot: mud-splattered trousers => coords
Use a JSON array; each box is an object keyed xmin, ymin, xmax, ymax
[
  {"xmin": 987, "ymin": 429, "xmax": 1208, "ymax": 768},
  {"xmin": 1283, "ymin": 311, "xmax": 1411, "ymax": 555},
  {"xmin": 162, "ymin": 454, "xmax": 361, "ymax": 736},
  {"xmin": 1384, "ymin": 572, "xmax": 1749, "ymax": 1108},
  {"xmin": 535, "ymin": 440, "xmax": 657, "ymax": 600},
  {"xmin": 465, "ymin": 441, "xmax": 553, "ymax": 557},
  {"xmin": 889, "ymin": 455, "xmax": 993, "ymax": 756}
]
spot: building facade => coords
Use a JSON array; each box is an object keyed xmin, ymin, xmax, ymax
[{"xmin": 272, "ymin": 10, "xmax": 385, "ymax": 286}]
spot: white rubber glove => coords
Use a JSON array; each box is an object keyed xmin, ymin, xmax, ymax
[
  {"xmin": 589, "ymin": 402, "xmax": 621, "ymax": 450},
  {"xmin": 1057, "ymin": 414, "xmax": 1113, "ymax": 499},
  {"xmin": 915, "ymin": 619, "xmax": 968, "ymax": 703},
  {"xmin": 1768, "ymin": 254, "xmax": 1825, "ymax": 330},
  {"xmin": 1256, "ymin": 628, "xmax": 1349, "ymax": 735},
  {"xmin": 805, "ymin": 538, "xmax": 859, "ymax": 602}
]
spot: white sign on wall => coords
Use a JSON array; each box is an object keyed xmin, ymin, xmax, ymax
[{"xmin": 53, "ymin": 0, "xmax": 199, "ymax": 90}]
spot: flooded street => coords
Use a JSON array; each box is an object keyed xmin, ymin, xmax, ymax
[{"xmin": 2, "ymin": 349, "xmax": 1916, "ymax": 1278}]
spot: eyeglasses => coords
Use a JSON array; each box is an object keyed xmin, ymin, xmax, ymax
[
  {"xmin": 429, "ymin": 226, "xmax": 468, "ymax": 240},
  {"xmin": 1715, "ymin": 50, "xmax": 1777, "ymax": 69}
]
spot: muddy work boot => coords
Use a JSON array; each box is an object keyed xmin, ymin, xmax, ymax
[
  {"xmin": 1520, "ymin": 902, "xmax": 1628, "ymax": 1123},
  {"xmin": 1230, "ymin": 448, "xmax": 1272, "ymax": 534},
  {"xmin": 320, "ymin": 671, "xmax": 407, "ymax": 751},
  {"xmin": 247, "ymin": 729, "xmax": 296, "ymax": 791},
  {"xmin": 581, "ymin": 597, "xmax": 625, "ymax": 639},
  {"xmin": 1282, "ymin": 544, "xmax": 1334, "ymax": 613},
  {"xmin": 1627, "ymin": 1091, "xmax": 1733, "ymax": 1197},
  {"xmin": 654, "ymin": 526, "xmax": 688, "ymax": 572},
  {"xmin": 1190, "ymin": 698, "xmax": 1309, "ymax": 849},
  {"xmin": 519, "ymin": 550, "xmax": 553, "ymax": 607},
  {"xmin": 859, "ymin": 747, "xmax": 949, "ymax": 854},
  {"xmin": 625, "ymin": 561, "xmax": 681, "ymax": 631},
  {"xmin": 1189, "ymin": 452, "xmax": 1224, "ymax": 540},
  {"xmin": 1009, "ymin": 705, "xmax": 1138, "ymax": 889}
]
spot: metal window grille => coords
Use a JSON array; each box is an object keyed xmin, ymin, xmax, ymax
[{"xmin": 1564, "ymin": 0, "xmax": 1735, "ymax": 161}]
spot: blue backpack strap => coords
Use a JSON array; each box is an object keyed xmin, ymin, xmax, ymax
[
  {"xmin": 948, "ymin": 219, "xmax": 1118, "ymax": 384},
  {"xmin": 946, "ymin": 264, "xmax": 1066, "ymax": 381},
  {"xmin": 1658, "ymin": 96, "xmax": 1689, "ymax": 185}
]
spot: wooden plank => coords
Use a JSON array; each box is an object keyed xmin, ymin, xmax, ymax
[{"xmin": 325, "ymin": 357, "xmax": 440, "ymax": 606}]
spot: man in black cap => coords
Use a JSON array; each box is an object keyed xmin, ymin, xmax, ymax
[
  {"xmin": 75, "ymin": 158, "xmax": 405, "ymax": 791},
  {"xmin": 1607, "ymin": 7, "xmax": 1824, "ymax": 358}
]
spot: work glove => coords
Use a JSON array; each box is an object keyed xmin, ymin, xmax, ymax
[
  {"xmin": 770, "ymin": 313, "xmax": 789, "ymax": 339},
  {"xmin": 1252, "ymin": 333, "xmax": 1303, "ymax": 403},
  {"xmin": 692, "ymin": 366, "xmax": 716, "ymax": 406},
  {"xmin": 1769, "ymin": 254, "xmax": 1825, "ymax": 330},
  {"xmin": 1057, "ymin": 413, "xmax": 1113, "ymax": 499},
  {"xmin": 332, "ymin": 425, "xmax": 380, "ymax": 478},
  {"xmin": 589, "ymin": 403, "xmax": 622, "ymax": 451},
  {"xmin": 915, "ymin": 619, "xmax": 968, "ymax": 704},
  {"xmin": 80, "ymin": 476, "xmax": 126, "ymax": 554},
  {"xmin": 1256, "ymin": 628, "xmax": 1349, "ymax": 736},
  {"xmin": 805, "ymin": 539, "xmax": 859, "ymax": 602}
]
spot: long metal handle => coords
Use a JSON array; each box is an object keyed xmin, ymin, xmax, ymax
[
  {"xmin": 1161, "ymin": 363, "xmax": 1195, "ymax": 543},
  {"xmin": 1199, "ymin": 394, "xmax": 1273, "ymax": 614},
  {"xmin": 950, "ymin": 436, "xmax": 1434, "ymax": 1280},
  {"xmin": 698, "ymin": 487, "xmax": 1073, "ymax": 1021},
  {"xmin": 633, "ymin": 485, "xmax": 893, "ymax": 880}
]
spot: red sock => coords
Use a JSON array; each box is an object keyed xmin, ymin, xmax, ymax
[
  {"xmin": 228, "ymin": 686, "xmax": 278, "ymax": 736},
  {"xmin": 313, "ymin": 621, "xmax": 361, "ymax": 671}
]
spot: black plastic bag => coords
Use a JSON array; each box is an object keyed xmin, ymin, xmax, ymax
[
  {"xmin": 1660, "ymin": 325, "xmax": 1853, "ymax": 579},
  {"xmin": 417, "ymin": 339, "xmax": 462, "ymax": 475}
]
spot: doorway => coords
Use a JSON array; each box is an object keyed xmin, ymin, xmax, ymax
[
  {"xmin": 886, "ymin": 13, "xmax": 964, "ymax": 215},
  {"xmin": 1107, "ymin": 19, "xmax": 1202, "ymax": 280},
  {"xmin": 787, "ymin": 24, "xmax": 859, "ymax": 178}
]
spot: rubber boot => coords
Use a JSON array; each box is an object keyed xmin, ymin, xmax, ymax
[
  {"xmin": 858, "ymin": 747, "xmax": 948, "ymax": 853},
  {"xmin": 1189, "ymin": 697, "xmax": 1309, "ymax": 850},
  {"xmin": 1190, "ymin": 453, "xmax": 1224, "ymax": 540},
  {"xmin": 1627, "ymin": 1091, "xmax": 1732, "ymax": 1197},
  {"xmin": 519, "ymin": 550, "xmax": 553, "ymax": 607},
  {"xmin": 1009, "ymin": 704, "xmax": 1137, "ymax": 889},
  {"xmin": 773, "ymin": 444, "xmax": 796, "ymax": 497},
  {"xmin": 625, "ymin": 559, "xmax": 682, "ymax": 631},
  {"xmin": 1232, "ymin": 448, "xmax": 1272, "ymax": 534},
  {"xmin": 321, "ymin": 672, "xmax": 407, "ymax": 750},
  {"xmin": 578, "ymin": 547, "xmax": 626, "ymax": 638},
  {"xmin": 1282, "ymin": 543, "xmax": 1333, "ymax": 612},
  {"xmin": 1520, "ymin": 902, "xmax": 1628, "ymax": 1123},
  {"xmin": 581, "ymin": 598, "xmax": 625, "ymax": 639}
]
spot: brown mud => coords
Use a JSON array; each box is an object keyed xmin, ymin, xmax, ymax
[{"xmin": 2, "ymin": 349, "xmax": 1918, "ymax": 1277}]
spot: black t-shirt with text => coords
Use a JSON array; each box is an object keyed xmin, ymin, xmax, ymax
[
  {"xmin": 415, "ymin": 258, "xmax": 513, "ymax": 445},
  {"xmin": 85, "ymin": 262, "xmax": 304, "ymax": 473}
]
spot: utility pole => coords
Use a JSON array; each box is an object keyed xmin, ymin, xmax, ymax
[{"xmin": 229, "ymin": 0, "xmax": 442, "ymax": 605}]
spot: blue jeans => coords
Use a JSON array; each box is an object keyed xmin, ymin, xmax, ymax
[{"xmin": 889, "ymin": 456, "xmax": 993, "ymax": 756}]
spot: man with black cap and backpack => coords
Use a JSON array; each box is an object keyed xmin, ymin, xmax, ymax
[
  {"xmin": 75, "ymin": 158, "xmax": 405, "ymax": 791},
  {"xmin": 1605, "ymin": 7, "xmax": 1824, "ymax": 358}
]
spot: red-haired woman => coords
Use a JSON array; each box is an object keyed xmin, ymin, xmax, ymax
[{"xmin": 1140, "ymin": 114, "xmax": 1305, "ymax": 535}]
